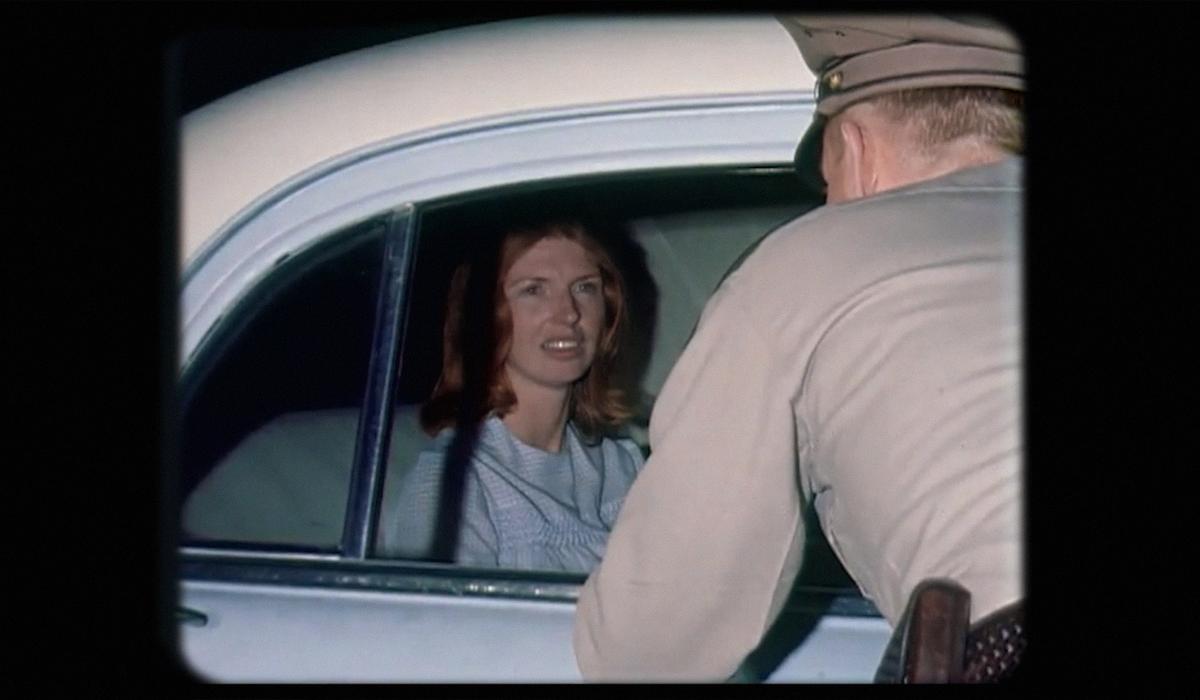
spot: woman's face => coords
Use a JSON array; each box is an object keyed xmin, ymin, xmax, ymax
[{"xmin": 501, "ymin": 236, "xmax": 606, "ymax": 395}]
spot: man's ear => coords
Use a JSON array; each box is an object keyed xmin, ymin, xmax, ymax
[{"xmin": 836, "ymin": 116, "xmax": 871, "ymax": 200}]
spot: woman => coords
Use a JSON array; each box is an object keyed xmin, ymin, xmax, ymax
[{"xmin": 380, "ymin": 221, "xmax": 645, "ymax": 572}]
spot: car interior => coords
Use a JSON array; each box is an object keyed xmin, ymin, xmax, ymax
[{"xmin": 179, "ymin": 167, "xmax": 851, "ymax": 583}]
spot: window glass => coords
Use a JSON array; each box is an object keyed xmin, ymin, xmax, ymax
[{"xmin": 180, "ymin": 218, "xmax": 385, "ymax": 549}]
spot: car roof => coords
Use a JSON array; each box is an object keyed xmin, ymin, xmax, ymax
[{"xmin": 179, "ymin": 14, "xmax": 813, "ymax": 266}]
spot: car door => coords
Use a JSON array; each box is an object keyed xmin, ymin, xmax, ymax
[{"xmin": 175, "ymin": 38, "xmax": 892, "ymax": 682}]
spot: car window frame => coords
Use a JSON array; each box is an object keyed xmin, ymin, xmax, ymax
[
  {"xmin": 178, "ymin": 97, "xmax": 817, "ymax": 539},
  {"xmin": 341, "ymin": 206, "xmax": 417, "ymax": 558},
  {"xmin": 176, "ymin": 95, "xmax": 884, "ymax": 623},
  {"xmin": 179, "ymin": 166, "xmax": 809, "ymax": 557},
  {"xmin": 177, "ymin": 169, "xmax": 884, "ymax": 621}
]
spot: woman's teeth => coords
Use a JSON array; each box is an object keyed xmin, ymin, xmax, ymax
[{"xmin": 543, "ymin": 339, "xmax": 580, "ymax": 350}]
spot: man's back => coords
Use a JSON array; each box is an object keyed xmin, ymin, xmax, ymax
[
  {"xmin": 576, "ymin": 158, "xmax": 1023, "ymax": 680},
  {"xmin": 576, "ymin": 13, "xmax": 1026, "ymax": 681},
  {"xmin": 724, "ymin": 157, "xmax": 1023, "ymax": 624}
]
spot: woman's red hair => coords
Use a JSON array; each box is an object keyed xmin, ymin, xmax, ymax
[{"xmin": 419, "ymin": 221, "xmax": 631, "ymax": 442}]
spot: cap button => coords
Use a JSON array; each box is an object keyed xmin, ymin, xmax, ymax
[{"xmin": 825, "ymin": 71, "xmax": 843, "ymax": 91}]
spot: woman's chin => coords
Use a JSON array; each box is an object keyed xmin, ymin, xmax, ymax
[{"xmin": 506, "ymin": 357, "xmax": 594, "ymax": 393}]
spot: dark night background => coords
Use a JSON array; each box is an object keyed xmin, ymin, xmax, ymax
[
  {"xmin": 174, "ymin": 20, "xmax": 501, "ymax": 115},
  {"xmin": 9, "ymin": 1, "xmax": 1189, "ymax": 689}
]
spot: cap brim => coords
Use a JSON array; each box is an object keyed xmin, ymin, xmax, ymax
[{"xmin": 793, "ymin": 113, "xmax": 827, "ymax": 197}]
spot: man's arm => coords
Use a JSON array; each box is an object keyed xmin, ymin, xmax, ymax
[{"xmin": 573, "ymin": 281, "xmax": 808, "ymax": 680}]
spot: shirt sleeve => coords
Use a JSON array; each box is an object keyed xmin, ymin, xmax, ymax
[{"xmin": 573, "ymin": 281, "xmax": 808, "ymax": 681}]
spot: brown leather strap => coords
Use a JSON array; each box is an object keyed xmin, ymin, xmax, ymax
[
  {"xmin": 899, "ymin": 579, "xmax": 972, "ymax": 683},
  {"xmin": 878, "ymin": 579, "xmax": 1025, "ymax": 683}
]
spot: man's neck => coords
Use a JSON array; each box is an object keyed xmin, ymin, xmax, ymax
[{"xmin": 883, "ymin": 142, "xmax": 1009, "ymax": 194}]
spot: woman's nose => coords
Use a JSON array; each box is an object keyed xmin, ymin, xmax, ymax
[{"xmin": 555, "ymin": 289, "xmax": 580, "ymax": 324}]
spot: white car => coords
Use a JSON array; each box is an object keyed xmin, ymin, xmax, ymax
[{"xmin": 176, "ymin": 14, "xmax": 892, "ymax": 682}]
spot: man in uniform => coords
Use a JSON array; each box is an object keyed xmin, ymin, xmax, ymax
[{"xmin": 573, "ymin": 14, "xmax": 1025, "ymax": 682}]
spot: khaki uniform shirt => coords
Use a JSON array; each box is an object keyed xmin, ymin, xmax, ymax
[{"xmin": 574, "ymin": 158, "xmax": 1024, "ymax": 680}]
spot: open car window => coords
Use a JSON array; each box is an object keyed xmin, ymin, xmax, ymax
[{"xmin": 179, "ymin": 167, "xmax": 856, "ymax": 588}]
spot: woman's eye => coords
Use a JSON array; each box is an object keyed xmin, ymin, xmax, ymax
[
  {"xmin": 519, "ymin": 284, "xmax": 543, "ymax": 296},
  {"xmin": 573, "ymin": 280, "xmax": 600, "ymax": 295}
]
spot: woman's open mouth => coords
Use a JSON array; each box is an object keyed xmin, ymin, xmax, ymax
[
  {"xmin": 542, "ymin": 339, "xmax": 580, "ymax": 350},
  {"xmin": 542, "ymin": 337, "xmax": 584, "ymax": 358}
]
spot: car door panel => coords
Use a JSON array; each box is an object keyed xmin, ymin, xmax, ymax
[
  {"xmin": 180, "ymin": 581, "xmax": 581, "ymax": 681},
  {"xmin": 179, "ymin": 576, "xmax": 890, "ymax": 682}
]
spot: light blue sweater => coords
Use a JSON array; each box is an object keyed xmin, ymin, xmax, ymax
[{"xmin": 380, "ymin": 416, "xmax": 644, "ymax": 573}]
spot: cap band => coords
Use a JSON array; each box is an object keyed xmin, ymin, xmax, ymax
[{"xmin": 816, "ymin": 42, "xmax": 1023, "ymax": 115}]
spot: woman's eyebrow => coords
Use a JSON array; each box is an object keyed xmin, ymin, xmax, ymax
[
  {"xmin": 508, "ymin": 271, "xmax": 600, "ymax": 285},
  {"xmin": 505, "ymin": 275, "xmax": 549, "ymax": 289}
]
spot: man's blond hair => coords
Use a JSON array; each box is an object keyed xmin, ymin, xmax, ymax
[{"xmin": 867, "ymin": 87, "xmax": 1024, "ymax": 157}]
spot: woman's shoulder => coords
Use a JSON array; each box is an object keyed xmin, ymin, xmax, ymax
[
  {"xmin": 398, "ymin": 424, "xmax": 494, "ymax": 498},
  {"xmin": 410, "ymin": 426, "xmax": 453, "ymax": 459},
  {"xmin": 402, "ymin": 426, "xmax": 463, "ymax": 480},
  {"xmin": 569, "ymin": 424, "xmax": 646, "ymax": 471},
  {"xmin": 415, "ymin": 418, "xmax": 513, "ymax": 468}
]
